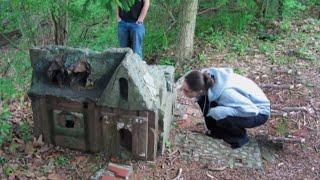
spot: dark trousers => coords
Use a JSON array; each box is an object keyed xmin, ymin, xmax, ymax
[{"xmin": 197, "ymin": 96, "xmax": 269, "ymax": 147}]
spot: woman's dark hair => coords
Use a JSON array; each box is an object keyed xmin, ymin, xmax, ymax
[{"xmin": 184, "ymin": 70, "xmax": 214, "ymax": 91}]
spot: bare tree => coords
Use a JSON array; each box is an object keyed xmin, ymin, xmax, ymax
[{"xmin": 51, "ymin": 0, "xmax": 68, "ymax": 45}]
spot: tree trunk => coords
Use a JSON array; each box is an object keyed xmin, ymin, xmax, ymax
[
  {"xmin": 176, "ymin": 0, "xmax": 198, "ymax": 65},
  {"xmin": 51, "ymin": 0, "xmax": 68, "ymax": 45}
]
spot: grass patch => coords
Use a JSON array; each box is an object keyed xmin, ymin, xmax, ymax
[
  {"xmin": 0, "ymin": 104, "xmax": 12, "ymax": 147},
  {"xmin": 0, "ymin": 48, "xmax": 31, "ymax": 100},
  {"xmin": 275, "ymin": 118, "xmax": 289, "ymax": 136}
]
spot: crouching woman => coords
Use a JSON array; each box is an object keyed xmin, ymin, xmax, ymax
[{"xmin": 181, "ymin": 68, "xmax": 270, "ymax": 148}]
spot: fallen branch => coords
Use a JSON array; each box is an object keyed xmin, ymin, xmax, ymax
[
  {"xmin": 271, "ymin": 112, "xmax": 288, "ymax": 117},
  {"xmin": 268, "ymin": 136, "xmax": 305, "ymax": 143},
  {"xmin": 282, "ymin": 107, "xmax": 308, "ymax": 112},
  {"xmin": 260, "ymin": 84, "xmax": 294, "ymax": 89},
  {"xmin": 197, "ymin": 7, "xmax": 219, "ymax": 16},
  {"xmin": 169, "ymin": 149, "xmax": 179, "ymax": 157},
  {"xmin": 170, "ymin": 156, "xmax": 178, "ymax": 166},
  {"xmin": 291, "ymin": 119, "xmax": 316, "ymax": 131},
  {"xmin": 208, "ymin": 165, "xmax": 227, "ymax": 171},
  {"xmin": 271, "ymin": 68, "xmax": 293, "ymax": 74},
  {"xmin": 173, "ymin": 168, "xmax": 182, "ymax": 180},
  {"xmin": 310, "ymin": 100, "xmax": 319, "ymax": 118},
  {"xmin": 206, "ymin": 172, "xmax": 215, "ymax": 179}
]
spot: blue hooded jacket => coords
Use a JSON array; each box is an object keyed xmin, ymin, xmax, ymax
[{"xmin": 202, "ymin": 68, "xmax": 270, "ymax": 120}]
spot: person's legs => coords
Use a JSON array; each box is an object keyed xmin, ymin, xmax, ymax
[
  {"xmin": 197, "ymin": 96, "xmax": 217, "ymax": 132},
  {"xmin": 224, "ymin": 114, "xmax": 269, "ymax": 129},
  {"xmin": 129, "ymin": 23, "xmax": 145, "ymax": 58},
  {"xmin": 118, "ymin": 21, "xmax": 130, "ymax": 48},
  {"xmin": 216, "ymin": 119, "xmax": 249, "ymax": 148},
  {"xmin": 217, "ymin": 114, "xmax": 269, "ymax": 148},
  {"xmin": 197, "ymin": 96, "xmax": 227, "ymax": 138}
]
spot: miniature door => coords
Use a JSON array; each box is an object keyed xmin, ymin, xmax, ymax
[{"xmin": 101, "ymin": 111, "xmax": 148, "ymax": 160}]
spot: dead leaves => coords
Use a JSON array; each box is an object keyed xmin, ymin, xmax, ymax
[
  {"xmin": 48, "ymin": 173, "xmax": 65, "ymax": 180},
  {"xmin": 208, "ymin": 163, "xmax": 227, "ymax": 171},
  {"xmin": 33, "ymin": 135, "xmax": 44, "ymax": 148}
]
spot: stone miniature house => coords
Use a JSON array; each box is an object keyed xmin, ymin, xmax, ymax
[{"xmin": 28, "ymin": 46, "xmax": 175, "ymax": 160}]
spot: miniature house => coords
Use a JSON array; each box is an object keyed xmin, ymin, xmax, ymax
[{"xmin": 28, "ymin": 46, "xmax": 175, "ymax": 160}]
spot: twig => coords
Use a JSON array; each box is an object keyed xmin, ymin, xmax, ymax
[
  {"xmin": 271, "ymin": 68, "xmax": 293, "ymax": 74},
  {"xmin": 173, "ymin": 168, "xmax": 182, "ymax": 180},
  {"xmin": 291, "ymin": 119, "xmax": 315, "ymax": 131},
  {"xmin": 170, "ymin": 156, "xmax": 178, "ymax": 166},
  {"xmin": 169, "ymin": 149, "xmax": 179, "ymax": 157},
  {"xmin": 0, "ymin": 30, "xmax": 23, "ymax": 50},
  {"xmin": 271, "ymin": 112, "xmax": 288, "ymax": 117},
  {"xmin": 80, "ymin": 19, "xmax": 109, "ymax": 39},
  {"xmin": 310, "ymin": 100, "xmax": 319, "ymax": 117},
  {"xmin": 282, "ymin": 107, "xmax": 308, "ymax": 112},
  {"xmin": 208, "ymin": 166, "xmax": 227, "ymax": 171},
  {"xmin": 197, "ymin": 7, "xmax": 219, "ymax": 16},
  {"xmin": 268, "ymin": 136, "xmax": 305, "ymax": 143},
  {"xmin": 260, "ymin": 84, "xmax": 294, "ymax": 89},
  {"xmin": 158, "ymin": 2, "xmax": 176, "ymax": 23},
  {"xmin": 206, "ymin": 172, "xmax": 215, "ymax": 179}
]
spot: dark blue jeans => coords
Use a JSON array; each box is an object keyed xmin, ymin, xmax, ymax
[
  {"xmin": 118, "ymin": 20, "xmax": 145, "ymax": 58},
  {"xmin": 197, "ymin": 95, "xmax": 269, "ymax": 148}
]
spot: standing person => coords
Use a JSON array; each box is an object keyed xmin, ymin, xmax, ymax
[
  {"xmin": 117, "ymin": 0, "xmax": 150, "ymax": 59},
  {"xmin": 181, "ymin": 68, "xmax": 270, "ymax": 148}
]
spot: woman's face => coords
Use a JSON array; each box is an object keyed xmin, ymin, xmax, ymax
[{"xmin": 181, "ymin": 81, "xmax": 203, "ymax": 98}]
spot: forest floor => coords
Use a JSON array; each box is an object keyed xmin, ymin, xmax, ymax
[{"xmin": 0, "ymin": 18, "xmax": 319, "ymax": 179}]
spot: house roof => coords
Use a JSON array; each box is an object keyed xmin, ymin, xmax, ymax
[{"xmin": 28, "ymin": 46, "xmax": 174, "ymax": 111}]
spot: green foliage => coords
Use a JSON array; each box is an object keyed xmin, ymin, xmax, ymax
[
  {"xmin": 233, "ymin": 67, "xmax": 246, "ymax": 75},
  {"xmin": 279, "ymin": 20, "xmax": 292, "ymax": 32},
  {"xmin": 198, "ymin": 52, "xmax": 206, "ymax": 62},
  {"xmin": 3, "ymin": 166, "xmax": 14, "ymax": 176},
  {"xmin": 231, "ymin": 35, "xmax": 252, "ymax": 55},
  {"xmin": 283, "ymin": 0, "xmax": 307, "ymax": 18},
  {"xmin": 296, "ymin": 46, "xmax": 317, "ymax": 61},
  {"xmin": 258, "ymin": 42, "xmax": 276, "ymax": 55},
  {"xmin": 0, "ymin": 156, "xmax": 6, "ymax": 165},
  {"xmin": 0, "ymin": 105, "xmax": 12, "ymax": 147},
  {"xmin": 54, "ymin": 155, "xmax": 69, "ymax": 166},
  {"xmin": 164, "ymin": 140, "xmax": 172, "ymax": 152},
  {"xmin": 275, "ymin": 118, "xmax": 289, "ymax": 136},
  {"xmin": 19, "ymin": 121, "xmax": 32, "ymax": 142},
  {"xmin": 197, "ymin": 29, "xmax": 228, "ymax": 52},
  {"xmin": 197, "ymin": 0, "xmax": 257, "ymax": 33},
  {"xmin": 0, "ymin": 48, "xmax": 31, "ymax": 100},
  {"xmin": 159, "ymin": 56, "xmax": 175, "ymax": 66}
]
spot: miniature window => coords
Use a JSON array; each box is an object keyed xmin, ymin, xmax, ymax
[
  {"xmin": 119, "ymin": 78, "xmax": 128, "ymax": 101},
  {"xmin": 65, "ymin": 115, "xmax": 75, "ymax": 128}
]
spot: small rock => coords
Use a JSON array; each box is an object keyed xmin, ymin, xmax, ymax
[
  {"xmin": 182, "ymin": 114, "xmax": 188, "ymax": 120},
  {"xmin": 260, "ymin": 146, "xmax": 275, "ymax": 163}
]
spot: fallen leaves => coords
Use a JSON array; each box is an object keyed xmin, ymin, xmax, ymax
[
  {"xmin": 48, "ymin": 173, "xmax": 65, "ymax": 180},
  {"xmin": 33, "ymin": 135, "xmax": 44, "ymax": 148}
]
